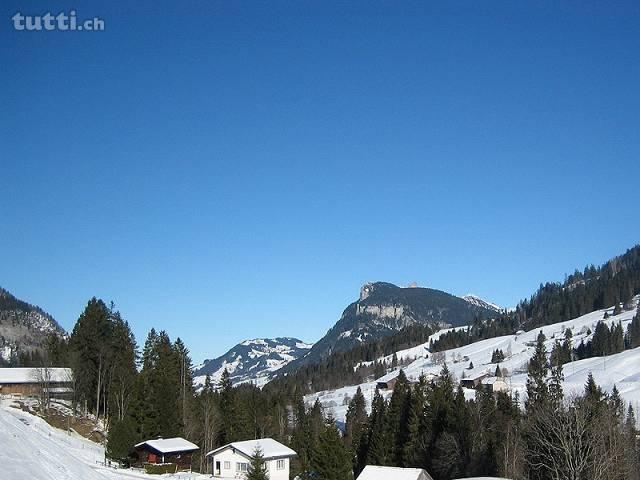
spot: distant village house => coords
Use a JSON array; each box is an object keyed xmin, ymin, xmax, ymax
[
  {"xmin": 460, "ymin": 373, "xmax": 489, "ymax": 389},
  {"xmin": 481, "ymin": 376, "xmax": 509, "ymax": 393}
]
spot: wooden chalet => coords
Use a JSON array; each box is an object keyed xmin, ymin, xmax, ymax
[{"xmin": 133, "ymin": 437, "xmax": 199, "ymax": 471}]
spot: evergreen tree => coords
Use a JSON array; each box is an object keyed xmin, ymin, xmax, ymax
[
  {"xmin": 362, "ymin": 388, "xmax": 389, "ymax": 468},
  {"xmin": 627, "ymin": 307, "xmax": 640, "ymax": 348},
  {"xmin": 69, "ymin": 298, "xmax": 112, "ymax": 415},
  {"xmin": 526, "ymin": 331, "xmax": 549, "ymax": 411},
  {"xmin": 106, "ymin": 416, "xmax": 137, "ymax": 462},
  {"xmin": 384, "ymin": 370, "xmax": 411, "ymax": 465},
  {"xmin": 548, "ymin": 362, "xmax": 564, "ymax": 407},
  {"xmin": 609, "ymin": 384, "xmax": 624, "ymax": 421},
  {"xmin": 218, "ymin": 368, "xmax": 236, "ymax": 444},
  {"xmin": 313, "ymin": 418, "xmax": 353, "ymax": 480},
  {"xmin": 247, "ymin": 447, "xmax": 269, "ymax": 480},
  {"xmin": 345, "ymin": 387, "xmax": 368, "ymax": 472}
]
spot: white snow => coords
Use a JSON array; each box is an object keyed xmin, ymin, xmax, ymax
[
  {"xmin": 308, "ymin": 298, "xmax": 640, "ymax": 424},
  {"xmin": 0, "ymin": 400, "xmax": 207, "ymax": 480}
]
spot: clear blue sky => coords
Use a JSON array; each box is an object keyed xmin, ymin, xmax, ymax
[{"xmin": 2, "ymin": 1, "xmax": 639, "ymax": 362}]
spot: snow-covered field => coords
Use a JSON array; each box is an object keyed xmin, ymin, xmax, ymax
[
  {"xmin": 307, "ymin": 298, "xmax": 640, "ymax": 424},
  {"xmin": 0, "ymin": 399, "xmax": 206, "ymax": 480}
]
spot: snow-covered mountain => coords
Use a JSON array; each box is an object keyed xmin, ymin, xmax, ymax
[
  {"xmin": 306, "ymin": 297, "xmax": 640, "ymax": 424},
  {"xmin": 462, "ymin": 294, "xmax": 502, "ymax": 313},
  {"xmin": 193, "ymin": 337, "xmax": 313, "ymax": 388},
  {"xmin": 287, "ymin": 282, "xmax": 499, "ymax": 368},
  {"xmin": 0, "ymin": 287, "xmax": 65, "ymax": 363}
]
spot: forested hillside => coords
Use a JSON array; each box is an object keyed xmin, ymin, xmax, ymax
[{"xmin": 516, "ymin": 245, "xmax": 640, "ymax": 328}]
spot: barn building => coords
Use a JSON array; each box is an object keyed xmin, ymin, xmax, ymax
[
  {"xmin": 206, "ymin": 438, "xmax": 296, "ymax": 480},
  {"xmin": 376, "ymin": 376, "xmax": 399, "ymax": 390},
  {"xmin": 460, "ymin": 373, "xmax": 489, "ymax": 389},
  {"xmin": 133, "ymin": 437, "xmax": 199, "ymax": 471},
  {"xmin": 0, "ymin": 367, "xmax": 73, "ymax": 399}
]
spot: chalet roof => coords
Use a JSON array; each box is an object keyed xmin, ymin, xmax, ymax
[
  {"xmin": 135, "ymin": 437, "xmax": 199, "ymax": 454},
  {"xmin": 357, "ymin": 465, "xmax": 434, "ymax": 480},
  {"xmin": 0, "ymin": 368, "xmax": 72, "ymax": 384},
  {"xmin": 206, "ymin": 438, "xmax": 296, "ymax": 459}
]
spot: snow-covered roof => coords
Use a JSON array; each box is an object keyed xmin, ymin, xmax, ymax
[
  {"xmin": 481, "ymin": 376, "xmax": 506, "ymax": 385},
  {"xmin": 206, "ymin": 438, "xmax": 296, "ymax": 459},
  {"xmin": 134, "ymin": 437, "xmax": 199, "ymax": 454},
  {"xmin": 357, "ymin": 466, "xmax": 433, "ymax": 480},
  {"xmin": 0, "ymin": 368, "xmax": 72, "ymax": 384},
  {"xmin": 453, "ymin": 477, "xmax": 511, "ymax": 480}
]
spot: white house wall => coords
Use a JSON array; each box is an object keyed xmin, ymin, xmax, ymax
[{"xmin": 211, "ymin": 448, "xmax": 290, "ymax": 480}]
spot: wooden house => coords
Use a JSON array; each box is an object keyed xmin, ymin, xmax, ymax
[
  {"xmin": 133, "ymin": 437, "xmax": 199, "ymax": 471},
  {"xmin": 460, "ymin": 373, "xmax": 489, "ymax": 389},
  {"xmin": 0, "ymin": 367, "xmax": 73, "ymax": 399},
  {"xmin": 376, "ymin": 376, "xmax": 398, "ymax": 390},
  {"xmin": 206, "ymin": 438, "xmax": 296, "ymax": 480}
]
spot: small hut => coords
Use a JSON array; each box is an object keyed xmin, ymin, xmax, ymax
[{"xmin": 133, "ymin": 437, "xmax": 199, "ymax": 471}]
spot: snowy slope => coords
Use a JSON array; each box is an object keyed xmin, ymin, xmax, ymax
[
  {"xmin": 307, "ymin": 298, "xmax": 640, "ymax": 424},
  {"xmin": 0, "ymin": 401, "xmax": 206, "ymax": 480}
]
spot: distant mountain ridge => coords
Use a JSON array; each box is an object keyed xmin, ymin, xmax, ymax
[
  {"xmin": 462, "ymin": 294, "xmax": 502, "ymax": 312},
  {"xmin": 285, "ymin": 282, "xmax": 499, "ymax": 368},
  {"xmin": 0, "ymin": 287, "xmax": 65, "ymax": 364},
  {"xmin": 193, "ymin": 337, "xmax": 313, "ymax": 387}
]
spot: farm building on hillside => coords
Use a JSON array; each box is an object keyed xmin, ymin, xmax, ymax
[
  {"xmin": 133, "ymin": 437, "xmax": 199, "ymax": 471},
  {"xmin": 206, "ymin": 438, "xmax": 296, "ymax": 480},
  {"xmin": 460, "ymin": 373, "xmax": 489, "ymax": 389},
  {"xmin": 481, "ymin": 376, "xmax": 509, "ymax": 393},
  {"xmin": 0, "ymin": 367, "xmax": 73, "ymax": 399},
  {"xmin": 377, "ymin": 376, "xmax": 399, "ymax": 390},
  {"xmin": 357, "ymin": 465, "xmax": 434, "ymax": 480}
]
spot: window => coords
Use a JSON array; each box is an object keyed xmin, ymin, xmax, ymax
[
  {"xmin": 236, "ymin": 462, "xmax": 249, "ymax": 472},
  {"xmin": 224, "ymin": 461, "xmax": 230, "ymax": 469},
  {"xmin": 277, "ymin": 459, "xmax": 285, "ymax": 470}
]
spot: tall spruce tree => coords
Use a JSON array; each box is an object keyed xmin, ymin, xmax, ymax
[
  {"xmin": 344, "ymin": 387, "xmax": 368, "ymax": 472},
  {"xmin": 313, "ymin": 418, "xmax": 353, "ymax": 480},
  {"xmin": 384, "ymin": 370, "xmax": 411, "ymax": 465},
  {"xmin": 69, "ymin": 297, "xmax": 112, "ymax": 416},
  {"xmin": 526, "ymin": 331, "xmax": 549, "ymax": 411}
]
